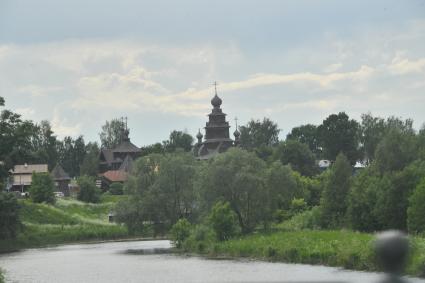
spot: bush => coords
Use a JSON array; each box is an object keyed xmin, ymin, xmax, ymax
[
  {"xmin": 29, "ymin": 172, "xmax": 55, "ymax": 204},
  {"xmin": 277, "ymin": 206, "xmax": 322, "ymax": 231},
  {"xmin": 208, "ymin": 201, "xmax": 240, "ymax": 241},
  {"xmin": 408, "ymin": 179, "xmax": 425, "ymax": 233},
  {"xmin": 109, "ymin": 183, "xmax": 123, "ymax": 195},
  {"xmin": 77, "ymin": 176, "xmax": 101, "ymax": 203},
  {"xmin": 0, "ymin": 192, "xmax": 21, "ymax": 239},
  {"xmin": 170, "ymin": 218, "xmax": 191, "ymax": 248}
]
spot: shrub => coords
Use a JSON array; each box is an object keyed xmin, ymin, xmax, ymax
[
  {"xmin": 170, "ymin": 218, "xmax": 191, "ymax": 248},
  {"xmin": 30, "ymin": 172, "xmax": 55, "ymax": 204},
  {"xmin": 0, "ymin": 192, "xmax": 21, "ymax": 239},
  {"xmin": 77, "ymin": 175, "xmax": 101, "ymax": 203},
  {"xmin": 208, "ymin": 201, "xmax": 240, "ymax": 241},
  {"xmin": 109, "ymin": 183, "xmax": 123, "ymax": 195},
  {"xmin": 408, "ymin": 179, "xmax": 425, "ymax": 233}
]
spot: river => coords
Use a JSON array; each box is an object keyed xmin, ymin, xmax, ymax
[{"xmin": 0, "ymin": 240, "xmax": 423, "ymax": 283}]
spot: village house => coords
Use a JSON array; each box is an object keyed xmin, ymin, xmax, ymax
[
  {"xmin": 9, "ymin": 164, "xmax": 48, "ymax": 193},
  {"xmin": 50, "ymin": 164, "xmax": 71, "ymax": 196},
  {"xmin": 98, "ymin": 120, "xmax": 140, "ymax": 190}
]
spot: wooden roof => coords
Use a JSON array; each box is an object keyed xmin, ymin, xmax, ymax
[
  {"xmin": 50, "ymin": 164, "xmax": 71, "ymax": 180},
  {"xmin": 12, "ymin": 164, "xmax": 48, "ymax": 174}
]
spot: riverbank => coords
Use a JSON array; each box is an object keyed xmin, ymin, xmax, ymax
[
  {"xmin": 181, "ymin": 230, "xmax": 425, "ymax": 278},
  {"xmin": 0, "ymin": 196, "xmax": 139, "ymax": 253}
]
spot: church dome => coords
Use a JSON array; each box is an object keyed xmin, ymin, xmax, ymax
[
  {"xmin": 211, "ymin": 94, "xmax": 222, "ymax": 108},
  {"xmin": 196, "ymin": 130, "xmax": 203, "ymax": 139},
  {"xmin": 233, "ymin": 128, "xmax": 240, "ymax": 138}
]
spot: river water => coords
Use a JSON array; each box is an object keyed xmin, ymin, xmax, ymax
[{"xmin": 0, "ymin": 240, "xmax": 423, "ymax": 283}]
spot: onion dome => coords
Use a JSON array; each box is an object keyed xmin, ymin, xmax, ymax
[
  {"xmin": 233, "ymin": 128, "xmax": 240, "ymax": 138},
  {"xmin": 211, "ymin": 94, "xmax": 222, "ymax": 108},
  {"xmin": 196, "ymin": 130, "xmax": 203, "ymax": 139},
  {"xmin": 196, "ymin": 129, "xmax": 203, "ymax": 143}
]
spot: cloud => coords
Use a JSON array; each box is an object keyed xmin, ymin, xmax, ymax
[
  {"xmin": 388, "ymin": 52, "xmax": 425, "ymax": 75},
  {"xmin": 50, "ymin": 109, "xmax": 81, "ymax": 138},
  {"xmin": 18, "ymin": 84, "xmax": 63, "ymax": 97}
]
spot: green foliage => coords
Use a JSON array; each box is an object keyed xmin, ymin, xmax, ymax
[
  {"xmin": 182, "ymin": 224, "xmax": 216, "ymax": 253},
  {"xmin": 57, "ymin": 135, "xmax": 86, "ymax": 177},
  {"xmin": 277, "ymin": 206, "xmax": 322, "ymax": 231},
  {"xmin": 99, "ymin": 118, "xmax": 126, "ymax": 149},
  {"xmin": 116, "ymin": 152, "xmax": 197, "ymax": 234},
  {"xmin": 317, "ymin": 112, "xmax": 360, "ymax": 165},
  {"xmin": 374, "ymin": 128, "xmax": 417, "ymax": 173},
  {"xmin": 239, "ymin": 117, "xmax": 280, "ymax": 149},
  {"xmin": 347, "ymin": 166, "xmax": 382, "ymax": 232},
  {"xmin": 30, "ymin": 172, "xmax": 55, "ymax": 204},
  {"xmin": 290, "ymin": 198, "xmax": 307, "ymax": 214},
  {"xmin": 274, "ymin": 140, "xmax": 318, "ymax": 176},
  {"xmin": 170, "ymin": 218, "xmax": 192, "ymax": 248},
  {"xmin": 79, "ymin": 142, "xmax": 100, "ymax": 177},
  {"xmin": 77, "ymin": 175, "xmax": 100, "ymax": 203},
  {"xmin": 163, "ymin": 130, "xmax": 194, "ymax": 152},
  {"xmin": 109, "ymin": 182, "xmax": 124, "ymax": 195},
  {"xmin": 320, "ymin": 153, "xmax": 352, "ymax": 228},
  {"xmin": 198, "ymin": 148, "xmax": 268, "ymax": 233},
  {"xmin": 0, "ymin": 198, "xmax": 130, "ymax": 253},
  {"xmin": 287, "ymin": 124, "xmax": 321, "ymax": 156},
  {"xmin": 408, "ymin": 179, "xmax": 425, "ymax": 233},
  {"xmin": 0, "ymin": 192, "xmax": 21, "ymax": 239},
  {"xmin": 208, "ymin": 201, "xmax": 240, "ymax": 241}
]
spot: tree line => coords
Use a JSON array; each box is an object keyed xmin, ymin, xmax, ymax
[{"xmin": 115, "ymin": 114, "xmax": 425, "ymax": 240}]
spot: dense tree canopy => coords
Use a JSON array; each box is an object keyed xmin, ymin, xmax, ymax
[
  {"xmin": 163, "ymin": 130, "xmax": 194, "ymax": 152},
  {"xmin": 239, "ymin": 118, "xmax": 280, "ymax": 150},
  {"xmin": 99, "ymin": 118, "xmax": 126, "ymax": 149},
  {"xmin": 317, "ymin": 112, "xmax": 360, "ymax": 165},
  {"xmin": 286, "ymin": 124, "xmax": 321, "ymax": 156},
  {"xmin": 30, "ymin": 172, "xmax": 55, "ymax": 204},
  {"xmin": 274, "ymin": 140, "xmax": 317, "ymax": 176}
]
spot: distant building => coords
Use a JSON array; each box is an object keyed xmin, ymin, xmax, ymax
[
  {"xmin": 99, "ymin": 122, "xmax": 141, "ymax": 173},
  {"xmin": 98, "ymin": 121, "xmax": 139, "ymax": 190},
  {"xmin": 193, "ymin": 83, "xmax": 240, "ymax": 160},
  {"xmin": 50, "ymin": 164, "xmax": 71, "ymax": 196},
  {"xmin": 9, "ymin": 164, "xmax": 48, "ymax": 192}
]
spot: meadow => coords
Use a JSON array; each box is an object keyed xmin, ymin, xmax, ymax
[{"xmin": 0, "ymin": 195, "xmax": 131, "ymax": 253}]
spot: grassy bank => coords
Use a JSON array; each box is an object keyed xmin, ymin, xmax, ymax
[
  {"xmin": 0, "ymin": 196, "xmax": 133, "ymax": 253},
  {"xmin": 182, "ymin": 230, "xmax": 425, "ymax": 278},
  {"xmin": 0, "ymin": 269, "xmax": 4, "ymax": 283}
]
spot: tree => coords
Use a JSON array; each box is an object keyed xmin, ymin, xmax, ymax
[
  {"xmin": 347, "ymin": 165, "xmax": 383, "ymax": 232},
  {"xmin": 274, "ymin": 140, "xmax": 318, "ymax": 176},
  {"xmin": 239, "ymin": 118, "xmax": 280, "ymax": 149},
  {"xmin": 407, "ymin": 178, "xmax": 425, "ymax": 234},
  {"xmin": 198, "ymin": 148, "xmax": 268, "ymax": 233},
  {"xmin": 374, "ymin": 129, "xmax": 417, "ymax": 173},
  {"xmin": 163, "ymin": 130, "xmax": 194, "ymax": 152},
  {"xmin": 317, "ymin": 112, "xmax": 360, "ymax": 165},
  {"xmin": 58, "ymin": 136, "xmax": 86, "ymax": 177},
  {"xmin": 320, "ymin": 153, "xmax": 352, "ymax": 228},
  {"xmin": 116, "ymin": 153, "xmax": 197, "ymax": 232},
  {"xmin": 287, "ymin": 124, "xmax": 321, "ymax": 156},
  {"xmin": 0, "ymin": 192, "xmax": 20, "ymax": 239},
  {"xmin": 170, "ymin": 218, "xmax": 192, "ymax": 248},
  {"xmin": 99, "ymin": 118, "xmax": 126, "ymax": 149},
  {"xmin": 141, "ymin": 143, "xmax": 164, "ymax": 156},
  {"xmin": 77, "ymin": 175, "xmax": 100, "ymax": 203},
  {"xmin": 30, "ymin": 172, "xmax": 55, "ymax": 204},
  {"xmin": 208, "ymin": 201, "xmax": 240, "ymax": 241},
  {"xmin": 32, "ymin": 120, "xmax": 59, "ymax": 170},
  {"xmin": 80, "ymin": 142, "xmax": 100, "ymax": 176},
  {"xmin": 360, "ymin": 113, "xmax": 415, "ymax": 164}
]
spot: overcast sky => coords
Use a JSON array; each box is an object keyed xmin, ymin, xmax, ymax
[{"xmin": 1, "ymin": 0, "xmax": 425, "ymax": 146}]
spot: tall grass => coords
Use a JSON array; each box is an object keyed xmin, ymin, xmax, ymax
[
  {"xmin": 0, "ymin": 198, "xmax": 132, "ymax": 253},
  {"xmin": 182, "ymin": 229, "xmax": 425, "ymax": 278}
]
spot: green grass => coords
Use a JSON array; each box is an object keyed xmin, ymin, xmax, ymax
[
  {"xmin": 0, "ymin": 197, "xmax": 133, "ymax": 253},
  {"xmin": 183, "ymin": 229, "xmax": 425, "ymax": 278},
  {"xmin": 0, "ymin": 268, "xmax": 4, "ymax": 283}
]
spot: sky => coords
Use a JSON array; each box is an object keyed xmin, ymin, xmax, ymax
[{"xmin": 1, "ymin": 0, "xmax": 425, "ymax": 146}]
